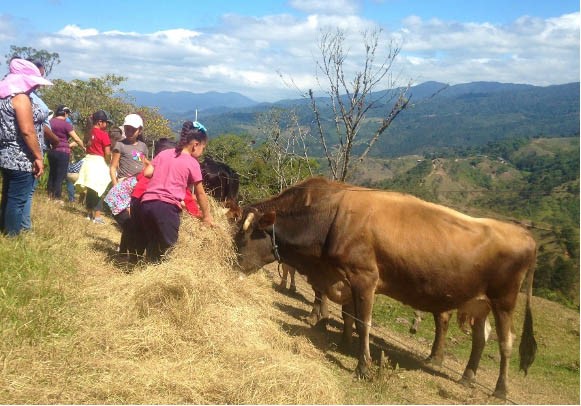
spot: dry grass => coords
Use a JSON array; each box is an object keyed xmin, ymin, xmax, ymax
[{"xmin": 0, "ymin": 198, "xmax": 342, "ymax": 404}]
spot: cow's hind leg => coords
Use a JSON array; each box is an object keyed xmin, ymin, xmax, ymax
[
  {"xmin": 409, "ymin": 310, "xmax": 423, "ymax": 334},
  {"xmin": 426, "ymin": 311, "xmax": 451, "ymax": 366},
  {"xmin": 490, "ymin": 306, "xmax": 514, "ymax": 399},
  {"xmin": 459, "ymin": 315, "xmax": 490, "ymax": 389}
]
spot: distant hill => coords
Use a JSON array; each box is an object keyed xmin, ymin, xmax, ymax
[
  {"xmin": 126, "ymin": 90, "xmax": 259, "ymax": 115},
  {"xmin": 130, "ymin": 81, "xmax": 579, "ymax": 157}
]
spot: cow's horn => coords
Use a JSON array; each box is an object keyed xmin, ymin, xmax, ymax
[{"xmin": 242, "ymin": 212, "xmax": 255, "ymax": 231}]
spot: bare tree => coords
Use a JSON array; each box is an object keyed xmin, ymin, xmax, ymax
[
  {"xmin": 257, "ymin": 107, "xmax": 316, "ymax": 192},
  {"xmin": 309, "ymin": 28, "xmax": 411, "ymax": 181}
]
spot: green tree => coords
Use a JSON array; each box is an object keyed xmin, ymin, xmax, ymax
[
  {"xmin": 204, "ymin": 129, "xmax": 319, "ymax": 204},
  {"xmin": 4, "ymin": 45, "xmax": 60, "ymax": 76},
  {"xmin": 40, "ymin": 75, "xmax": 172, "ymax": 145}
]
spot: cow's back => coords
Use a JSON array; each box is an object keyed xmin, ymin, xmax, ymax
[{"xmin": 325, "ymin": 188, "xmax": 535, "ymax": 312}]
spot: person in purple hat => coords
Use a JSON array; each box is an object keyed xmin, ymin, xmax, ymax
[{"xmin": 0, "ymin": 58, "xmax": 53, "ymax": 236}]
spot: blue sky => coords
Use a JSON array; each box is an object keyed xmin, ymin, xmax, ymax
[{"xmin": 1, "ymin": 0, "xmax": 579, "ymax": 101}]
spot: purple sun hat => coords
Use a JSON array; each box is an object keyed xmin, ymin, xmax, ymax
[{"xmin": 0, "ymin": 58, "xmax": 53, "ymax": 98}]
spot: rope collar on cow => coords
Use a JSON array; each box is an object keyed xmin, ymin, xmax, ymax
[{"xmin": 243, "ymin": 210, "xmax": 282, "ymax": 264}]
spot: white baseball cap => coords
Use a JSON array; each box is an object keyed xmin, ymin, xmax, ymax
[{"xmin": 123, "ymin": 113, "xmax": 143, "ymax": 128}]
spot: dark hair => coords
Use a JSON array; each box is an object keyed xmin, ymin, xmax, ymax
[
  {"xmin": 155, "ymin": 137, "xmax": 177, "ymax": 157},
  {"xmin": 175, "ymin": 121, "xmax": 208, "ymax": 156},
  {"xmin": 27, "ymin": 59, "xmax": 44, "ymax": 70},
  {"xmin": 54, "ymin": 104, "xmax": 70, "ymax": 117}
]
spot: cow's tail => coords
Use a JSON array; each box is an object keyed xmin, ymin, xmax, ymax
[{"xmin": 518, "ymin": 246, "xmax": 537, "ymax": 376}]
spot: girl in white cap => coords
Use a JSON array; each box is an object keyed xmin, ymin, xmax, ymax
[{"xmin": 104, "ymin": 113, "xmax": 149, "ymax": 252}]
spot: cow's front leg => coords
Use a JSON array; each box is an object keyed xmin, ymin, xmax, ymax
[
  {"xmin": 426, "ymin": 311, "xmax": 451, "ymax": 366},
  {"xmin": 340, "ymin": 301, "xmax": 355, "ymax": 351},
  {"xmin": 351, "ymin": 282, "xmax": 375, "ymax": 379},
  {"xmin": 289, "ymin": 267, "xmax": 296, "ymax": 292},
  {"xmin": 306, "ymin": 289, "xmax": 329, "ymax": 330}
]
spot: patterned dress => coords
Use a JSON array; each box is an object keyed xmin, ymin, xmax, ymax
[
  {"xmin": 0, "ymin": 95, "xmax": 46, "ymax": 172},
  {"xmin": 104, "ymin": 176, "xmax": 138, "ymax": 215}
]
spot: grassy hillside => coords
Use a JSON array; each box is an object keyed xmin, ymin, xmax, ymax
[
  {"xmin": 0, "ymin": 195, "xmax": 578, "ymax": 404},
  {"xmin": 188, "ymin": 82, "xmax": 579, "ymax": 158}
]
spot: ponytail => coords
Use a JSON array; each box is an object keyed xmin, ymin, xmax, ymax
[{"xmin": 175, "ymin": 120, "xmax": 208, "ymax": 156}]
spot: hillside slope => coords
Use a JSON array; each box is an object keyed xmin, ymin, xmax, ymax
[
  {"xmin": 187, "ymin": 81, "xmax": 579, "ymax": 157},
  {"xmin": 0, "ymin": 197, "xmax": 578, "ymax": 404}
]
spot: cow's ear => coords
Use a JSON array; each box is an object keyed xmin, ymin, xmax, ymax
[{"xmin": 258, "ymin": 211, "xmax": 276, "ymax": 230}]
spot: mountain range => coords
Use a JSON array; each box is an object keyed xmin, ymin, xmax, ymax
[{"xmin": 128, "ymin": 81, "xmax": 580, "ymax": 157}]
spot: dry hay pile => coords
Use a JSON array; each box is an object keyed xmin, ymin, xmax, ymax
[{"xmin": 2, "ymin": 200, "xmax": 344, "ymax": 404}]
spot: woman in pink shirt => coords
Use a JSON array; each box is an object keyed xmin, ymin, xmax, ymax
[{"xmin": 140, "ymin": 121, "xmax": 214, "ymax": 262}]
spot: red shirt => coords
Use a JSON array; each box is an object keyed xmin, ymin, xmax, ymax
[
  {"xmin": 131, "ymin": 173, "xmax": 149, "ymax": 199},
  {"xmin": 86, "ymin": 127, "xmax": 111, "ymax": 157},
  {"xmin": 183, "ymin": 188, "xmax": 201, "ymax": 218}
]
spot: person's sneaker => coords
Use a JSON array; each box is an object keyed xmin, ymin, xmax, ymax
[{"xmin": 93, "ymin": 217, "xmax": 106, "ymax": 225}]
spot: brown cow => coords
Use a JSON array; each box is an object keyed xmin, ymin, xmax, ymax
[{"xmin": 232, "ymin": 177, "xmax": 537, "ymax": 398}]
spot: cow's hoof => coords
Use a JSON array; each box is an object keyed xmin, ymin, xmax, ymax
[
  {"xmin": 354, "ymin": 363, "xmax": 372, "ymax": 380},
  {"xmin": 458, "ymin": 370, "xmax": 476, "ymax": 388},
  {"xmin": 289, "ymin": 285, "xmax": 297, "ymax": 293},
  {"xmin": 492, "ymin": 388, "xmax": 507, "ymax": 400}
]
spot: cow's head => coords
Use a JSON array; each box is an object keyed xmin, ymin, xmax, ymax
[{"xmin": 233, "ymin": 208, "xmax": 278, "ymax": 273}]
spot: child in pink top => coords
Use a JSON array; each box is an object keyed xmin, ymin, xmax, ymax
[{"xmin": 140, "ymin": 121, "xmax": 213, "ymax": 262}]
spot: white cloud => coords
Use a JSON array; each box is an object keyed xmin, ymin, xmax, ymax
[
  {"xmin": 396, "ymin": 12, "xmax": 580, "ymax": 86},
  {"xmin": 0, "ymin": 8, "xmax": 578, "ymax": 102}
]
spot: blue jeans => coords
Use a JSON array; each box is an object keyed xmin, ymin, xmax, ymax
[
  {"xmin": 21, "ymin": 178, "xmax": 38, "ymax": 230},
  {"xmin": 47, "ymin": 150, "xmax": 70, "ymax": 199},
  {"xmin": 66, "ymin": 179, "xmax": 76, "ymax": 202},
  {"xmin": 1, "ymin": 168, "xmax": 36, "ymax": 236}
]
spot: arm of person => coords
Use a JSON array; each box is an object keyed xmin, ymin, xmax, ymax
[
  {"xmin": 104, "ymin": 145, "xmax": 112, "ymax": 165},
  {"xmin": 109, "ymin": 151, "xmax": 120, "ymax": 185},
  {"xmin": 43, "ymin": 124, "xmax": 59, "ymax": 148},
  {"xmin": 142, "ymin": 162, "xmax": 155, "ymax": 178},
  {"xmin": 193, "ymin": 181, "xmax": 214, "ymax": 226},
  {"xmin": 68, "ymin": 129, "xmax": 85, "ymax": 150},
  {"xmin": 12, "ymin": 94, "xmax": 44, "ymax": 178}
]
